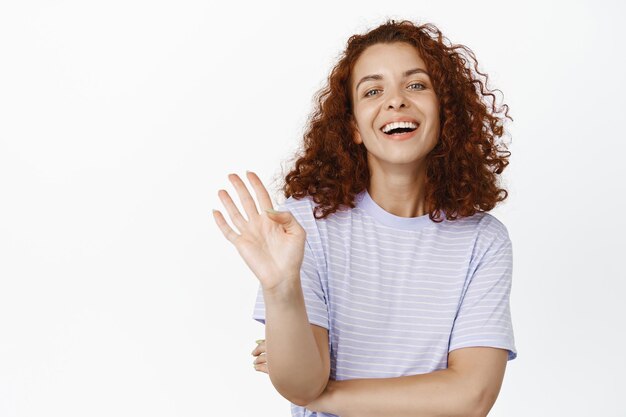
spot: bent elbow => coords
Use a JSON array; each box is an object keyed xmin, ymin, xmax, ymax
[
  {"xmin": 272, "ymin": 374, "xmax": 329, "ymax": 408},
  {"xmin": 472, "ymin": 388, "xmax": 499, "ymax": 417},
  {"xmin": 293, "ymin": 377, "xmax": 330, "ymax": 407}
]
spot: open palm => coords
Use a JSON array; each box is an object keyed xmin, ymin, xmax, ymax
[{"xmin": 212, "ymin": 171, "xmax": 306, "ymax": 291}]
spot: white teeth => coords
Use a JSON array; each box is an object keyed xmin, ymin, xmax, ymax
[{"xmin": 382, "ymin": 121, "xmax": 418, "ymax": 133}]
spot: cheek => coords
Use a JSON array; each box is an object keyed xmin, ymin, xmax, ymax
[
  {"xmin": 355, "ymin": 105, "xmax": 376, "ymax": 126},
  {"xmin": 431, "ymin": 99, "xmax": 441, "ymax": 120},
  {"xmin": 425, "ymin": 104, "xmax": 441, "ymax": 129}
]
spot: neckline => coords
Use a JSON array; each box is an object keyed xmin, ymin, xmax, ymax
[{"xmin": 355, "ymin": 188, "xmax": 444, "ymax": 231}]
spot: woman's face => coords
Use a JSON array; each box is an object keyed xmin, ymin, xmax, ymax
[{"xmin": 350, "ymin": 42, "xmax": 440, "ymax": 170}]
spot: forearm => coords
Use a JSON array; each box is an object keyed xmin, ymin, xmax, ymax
[
  {"xmin": 263, "ymin": 278, "xmax": 328, "ymax": 406},
  {"xmin": 326, "ymin": 368, "xmax": 482, "ymax": 417}
]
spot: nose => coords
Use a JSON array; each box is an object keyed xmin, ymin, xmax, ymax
[{"xmin": 384, "ymin": 87, "xmax": 408, "ymax": 110}]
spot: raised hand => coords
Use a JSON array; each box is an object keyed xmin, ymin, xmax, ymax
[{"xmin": 212, "ymin": 171, "xmax": 306, "ymax": 291}]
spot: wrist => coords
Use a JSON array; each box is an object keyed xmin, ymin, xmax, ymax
[{"xmin": 262, "ymin": 277, "xmax": 301, "ymax": 300}]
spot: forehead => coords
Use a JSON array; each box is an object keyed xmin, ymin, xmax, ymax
[{"xmin": 352, "ymin": 42, "xmax": 427, "ymax": 84}]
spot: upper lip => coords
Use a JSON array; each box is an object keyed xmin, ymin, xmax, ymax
[{"xmin": 380, "ymin": 117, "xmax": 420, "ymax": 131}]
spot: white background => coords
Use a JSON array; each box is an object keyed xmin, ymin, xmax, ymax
[{"xmin": 1, "ymin": 0, "xmax": 625, "ymax": 416}]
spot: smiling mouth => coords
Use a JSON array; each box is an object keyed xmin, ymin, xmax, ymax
[
  {"xmin": 381, "ymin": 125, "xmax": 420, "ymax": 139},
  {"xmin": 382, "ymin": 126, "xmax": 417, "ymax": 135}
]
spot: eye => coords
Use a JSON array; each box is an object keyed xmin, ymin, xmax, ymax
[
  {"xmin": 408, "ymin": 82, "xmax": 426, "ymax": 90},
  {"xmin": 364, "ymin": 88, "xmax": 381, "ymax": 97}
]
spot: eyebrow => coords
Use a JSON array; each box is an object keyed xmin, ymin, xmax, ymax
[{"xmin": 355, "ymin": 68, "xmax": 430, "ymax": 92}]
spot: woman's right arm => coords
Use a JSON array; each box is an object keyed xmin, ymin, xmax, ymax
[
  {"xmin": 212, "ymin": 171, "xmax": 329, "ymax": 405},
  {"xmin": 263, "ymin": 278, "xmax": 330, "ymax": 406}
]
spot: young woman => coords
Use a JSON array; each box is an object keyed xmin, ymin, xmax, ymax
[{"xmin": 213, "ymin": 19, "xmax": 516, "ymax": 417}]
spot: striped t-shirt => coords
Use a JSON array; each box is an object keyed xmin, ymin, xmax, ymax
[{"xmin": 252, "ymin": 188, "xmax": 517, "ymax": 417}]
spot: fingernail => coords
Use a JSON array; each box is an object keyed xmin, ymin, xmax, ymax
[
  {"xmin": 264, "ymin": 209, "xmax": 280, "ymax": 215},
  {"xmin": 255, "ymin": 339, "xmax": 265, "ymax": 344}
]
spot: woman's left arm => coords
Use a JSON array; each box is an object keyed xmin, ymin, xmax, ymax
[{"xmin": 252, "ymin": 341, "xmax": 505, "ymax": 417}]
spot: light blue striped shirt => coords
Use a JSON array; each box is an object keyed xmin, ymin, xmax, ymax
[{"xmin": 252, "ymin": 188, "xmax": 517, "ymax": 417}]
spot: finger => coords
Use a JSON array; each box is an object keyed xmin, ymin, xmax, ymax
[
  {"xmin": 254, "ymin": 363, "xmax": 268, "ymax": 374},
  {"xmin": 254, "ymin": 353, "xmax": 267, "ymax": 365},
  {"xmin": 251, "ymin": 340, "xmax": 266, "ymax": 356},
  {"xmin": 212, "ymin": 209, "xmax": 241, "ymax": 244},
  {"xmin": 245, "ymin": 171, "xmax": 275, "ymax": 212},
  {"xmin": 228, "ymin": 173, "xmax": 260, "ymax": 220},
  {"xmin": 217, "ymin": 188, "xmax": 248, "ymax": 233}
]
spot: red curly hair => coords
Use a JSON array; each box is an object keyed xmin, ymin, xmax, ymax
[{"xmin": 278, "ymin": 19, "xmax": 513, "ymax": 222}]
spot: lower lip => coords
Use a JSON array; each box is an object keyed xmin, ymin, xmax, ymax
[{"xmin": 382, "ymin": 126, "xmax": 419, "ymax": 141}]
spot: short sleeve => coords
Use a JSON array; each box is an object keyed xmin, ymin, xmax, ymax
[
  {"xmin": 448, "ymin": 223, "xmax": 517, "ymax": 361},
  {"xmin": 251, "ymin": 201, "xmax": 329, "ymax": 330}
]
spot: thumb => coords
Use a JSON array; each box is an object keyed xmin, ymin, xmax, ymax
[{"xmin": 264, "ymin": 208, "xmax": 299, "ymax": 228}]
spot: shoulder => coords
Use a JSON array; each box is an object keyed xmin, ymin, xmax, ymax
[
  {"xmin": 454, "ymin": 212, "xmax": 511, "ymax": 258},
  {"xmin": 447, "ymin": 210, "xmax": 509, "ymax": 239},
  {"xmin": 440, "ymin": 211, "xmax": 509, "ymax": 239},
  {"xmin": 476, "ymin": 212, "xmax": 510, "ymax": 239},
  {"xmin": 472, "ymin": 212, "xmax": 513, "ymax": 260}
]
